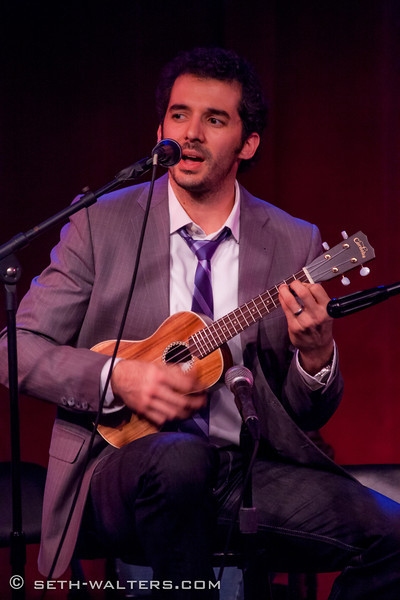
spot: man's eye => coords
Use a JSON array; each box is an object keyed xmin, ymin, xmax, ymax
[{"xmin": 209, "ymin": 117, "xmax": 224, "ymax": 126}]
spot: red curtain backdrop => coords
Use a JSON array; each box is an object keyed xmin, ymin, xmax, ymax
[
  {"xmin": 0, "ymin": 1, "xmax": 399, "ymax": 596},
  {"xmin": 2, "ymin": 0, "xmax": 400, "ymax": 498}
]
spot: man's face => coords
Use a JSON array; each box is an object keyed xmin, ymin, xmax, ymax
[{"xmin": 158, "ymin": 74, "xmax": 258, "ymax": 198}]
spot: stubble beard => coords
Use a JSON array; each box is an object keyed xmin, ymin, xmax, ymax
[{"xmin": 169, "ymin": 144, "xmax": 244, "ymax": 202}]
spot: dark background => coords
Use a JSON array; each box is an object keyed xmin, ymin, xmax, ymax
[{"xmin": 1, "ymin": 1, "xmax": 399, "ymax": 596}]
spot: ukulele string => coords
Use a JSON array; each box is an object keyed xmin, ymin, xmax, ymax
[{"xmin": 160, "ymin": 253, "xmax": 356, "ymax": 367}]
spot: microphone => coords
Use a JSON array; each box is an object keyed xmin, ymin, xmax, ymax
[
  {"xmin": 327, "ymin": 282, "xmax": 400, "ymax": 318},
  {"xmin": 151, "ymin": 138, "xmax": 182, "ymax": 167},
  {"xmin": 115, "ymin": 138, "xmax": 181, "ymax": 181},
  {"xmin": 225, "ymin": 366, "xmax": 260, "ymax": 441}
]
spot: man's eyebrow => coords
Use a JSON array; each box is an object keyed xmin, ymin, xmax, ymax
[
  {"xmin": 168, "ymin": 104, "xmax": 231, "ymax": 119},
  {"xmin": 168, "ymin": 103, "xmax": 190, "ymax": 112},
  {"xmin": 207, "ymin": 108, "xmax": 231, "ymax": 119}
]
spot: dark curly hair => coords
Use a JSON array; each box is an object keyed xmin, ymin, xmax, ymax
[{"xmin": 155, "ymin": 47, "xmax": 268, "ymax": 171}]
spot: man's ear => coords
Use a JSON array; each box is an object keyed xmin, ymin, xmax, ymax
[
  {"xmin": 238, "ymin": 132, "xmax": 260, "ymax": 161},
  {"xmin": 157, "ymin": 124, "xmax": 163, "ymax": 142}
]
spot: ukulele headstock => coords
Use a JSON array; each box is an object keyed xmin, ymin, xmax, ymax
[{"xmin": 304, "ymin": 231, "xmax": 375, "ymax": 285}]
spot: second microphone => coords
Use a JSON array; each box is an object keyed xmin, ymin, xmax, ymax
[{"xmin": 225, "ymin": 366, "xmax": 260, "ymax": 441}]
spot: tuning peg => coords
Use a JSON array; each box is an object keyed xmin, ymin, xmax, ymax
[
  {"xmin": 360, "ymin": 266, "xmax": 370, "ymax": 277},
  {"xmin": 341, "ymin": 276, "xmax": 351, "ymax": 286},
  {"xmin": 322, "ymin": 242, "xmax": 330, "ymax": 251},
  {"xmin": 341, "ymin": 231, "xmax": 348, "ymax": 239}
]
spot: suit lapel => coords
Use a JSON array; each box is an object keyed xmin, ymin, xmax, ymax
[
  {"xmin": 127, "ymin": 175, "xmax": 171, "ymax": 336},
  {"xmin": 238, "ymin": 186, "xmax": 276, "ymax": 304},
  {"xmin": 238, "ymin": 186, "xmax": 276, "ymax": 348}
]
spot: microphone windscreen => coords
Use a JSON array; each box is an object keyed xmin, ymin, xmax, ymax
[
  {"xmin": 152, "ymin": 139, "xmax": 181, "ymax": 167},
  {"xmin": 225, "ymin": 365, "xmax": 254, "ymax": 390}
]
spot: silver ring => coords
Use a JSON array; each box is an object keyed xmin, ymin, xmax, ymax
[{"xmin": 293, "ymin": 307, "xmax": 303, "ymax": 317}]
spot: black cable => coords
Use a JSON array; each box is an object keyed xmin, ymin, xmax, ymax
[{"xmin": 41, "ymin": 163, "xmax": 159, "ymax": 597}]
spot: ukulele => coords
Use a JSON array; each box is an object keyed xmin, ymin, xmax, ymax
[{"xmin": 92, "ymin": 231, "xmax": 374, "ymax": 448}]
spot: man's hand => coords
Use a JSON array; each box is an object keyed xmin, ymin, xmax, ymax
[
  {"xmin": 279, "ymin": 281, "xmax": 334, "ymax": 375},
  {"xmin": 111, "ymin": 360, "xmax": 207, "ymax": 427}
]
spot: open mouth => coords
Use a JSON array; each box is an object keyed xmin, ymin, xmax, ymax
[{"xmin": 181, "ymin": 153, "xmax": 204, "ymax": 163}]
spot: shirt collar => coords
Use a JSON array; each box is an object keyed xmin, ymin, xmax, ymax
[{"xmin": 168, "ymin": 180, "xmax": 240, "ymax": 242}]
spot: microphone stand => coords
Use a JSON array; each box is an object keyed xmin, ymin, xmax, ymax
[
  {"xmin": 1, "ymin": 254, "xmax": 24, "ymax": 598},
  {"xmin": 239, "ymin": 424, "xmax": 257, "ymax": 535},
  {"xmin": 0, "ymin": 163, "xmax": 148, "ymax": 598},
  {"xmin": 238, "ymin": 421, "xmax": 273, "ymax": 599}
]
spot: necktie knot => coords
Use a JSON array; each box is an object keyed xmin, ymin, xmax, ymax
[{"xmin": 179, "ymin": 226, "xmax": 231, "ymax": 263}]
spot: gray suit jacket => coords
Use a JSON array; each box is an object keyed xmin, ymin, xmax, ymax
[{"xmin": 0, "ymin": 174, "xmax": 345, "ymax": 577}]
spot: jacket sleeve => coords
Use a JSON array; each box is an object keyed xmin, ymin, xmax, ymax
[
  {"xmin": 0, "ymin": 207, "xmax": 110, "ymax": 413},
  {"xmin": 254, "ymin": 220, "xmax": 344, "ymax": 431}
]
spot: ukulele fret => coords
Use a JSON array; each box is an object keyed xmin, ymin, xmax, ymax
[
  {"xmin": 191, "ymin": 328, "xmax": 215, "ymax": 357},
  {"xmin": 209, "ymin": 322, "xmax": 226, "ymax": 347},
  {"xmin": 214, "ymin": 315, "xmax": 234, "ymax": 339},
  {"xmin": 212, "ymin": 318, "xmax": 233, "ymax": 345},
  {"xmin": 239, "ymin": 302, "xmax": 259, "ymax": 326},
  {"xmin": 224, "ymin": 311, "xmax": 242, "ymax": 335},
  {"xmin": 247, "ymin": 297, "xmax": 265, "ymax": 319},
  {"xmin": 258, "ymin": 290, "xmax": 277, "ymax": 313},
  {"xmin": 237, "ymin": 305, "xmax": 253, "ymax": 328}
]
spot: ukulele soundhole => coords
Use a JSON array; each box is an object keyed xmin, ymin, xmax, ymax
[{"xmin": 163, "ymin": 341, "xmax": 194, "ymax": 373}]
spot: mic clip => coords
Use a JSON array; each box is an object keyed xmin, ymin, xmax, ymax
[
  {"xmin": 114, "ymin": 139, "xmax": 182, "ymax": 183},
  {"xmin": 115, "ymin": 157, "xmax": 152, "ymax": 182}
]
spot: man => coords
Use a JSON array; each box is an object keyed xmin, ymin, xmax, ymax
[{"xmin": 1, "ymin": 47, "xmax": 400, "ymax": 599}]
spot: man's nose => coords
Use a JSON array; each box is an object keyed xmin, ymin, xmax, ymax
[{"xmin": 185, "ymin": 117, "xmax": 205, "ymax": 142}]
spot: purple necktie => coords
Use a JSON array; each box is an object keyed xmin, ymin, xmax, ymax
[
  {"xmin": 179, "ymin": 226, "xmax": 231, "ymax": 319},
  {"xmin": 178, "ymin": 225, "xmax": 231, "ymax": 438}
]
